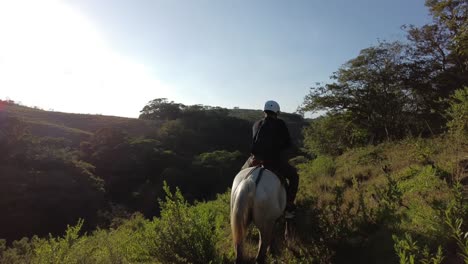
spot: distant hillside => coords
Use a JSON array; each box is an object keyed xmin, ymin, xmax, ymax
[
  {"xmin": 1, "ymin": 102, "xmax": 157, "ymax": 145},
  {"xmin": 1, "ymin": 101, "xmax": 309, "ymax": 146}
]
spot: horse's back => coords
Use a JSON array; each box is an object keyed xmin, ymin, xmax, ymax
[
  {"xmin": 231, "ymin": 167, "xmax": 287, "ymax": 224},
  {"xmin": 253, "ymin": 169, "xmax": 287, "ymax": 222}
]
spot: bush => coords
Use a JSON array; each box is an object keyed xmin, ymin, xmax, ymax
[
  {"xmin": 298, "ymin": 156, "xmax": 336, "ymax": 178},
  {"xmin": 446, "ymin": 87, "xmax": 468, "ymax": 141},
  {"xmin": 26, "ymin": 215, "xmax": 158, "ymax": 264},
  {"xmin": 152, "ymin": 183, "xmax": 224, "ymax": 263},
  {"xmin": 396, "ymin": 166, "xmax": 453, "ymax": 242},
  {"xmin": 303, "ymin": 113, "xmax": 367, "ymax": 156},
  {"xmin": 393, "ymin": 233, "xmax": 444, "ymax": 264}
]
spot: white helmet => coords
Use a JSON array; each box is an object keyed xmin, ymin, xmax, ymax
[{"xmin": 264, "ymin": 100, "xmax": 280, "ymax": 113}]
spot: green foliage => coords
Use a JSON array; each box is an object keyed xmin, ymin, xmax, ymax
[
  {"xmin": 6, "ymin": 215, "xmax": 158, "ymax": 264},
  {"xmin": 446, "ymin": 87, "xmax": 468, "ymax": 142},
  {"xmin": 409, "ymin": 138, "xmax": 437, "ymax": 165},
  {"xmin": 393, "ymin": 234, "xmax": 444, "ymax": 264},
  {"xmin": 32, "ymin": 220, "xmax": 85, "ymax": 264},
  {"xmin": 194, "ymin": 150, "xmax": 242, "ymax": 168},
  {"xmin": 393, "ymin": 234, "xmax": 420, "ymax": 264},
  {"xmin": 0, "ymin": 126, "xmax": 105, "ymax": 242},
  {"xmin": 0, "ymin": 239, "xmax": 5, "ymax": 255},
  {"xmin": 397, "ymin": 166, "xmax": 452, "ymax": 240},
  {"xmin": 152, "ymin": 183, "xmax": 224, "ymax": 263},
  {"xmin": 1, "ymin": 2, "xmax": 467, "ymax": 263},
  {"xmin": 425, "ymin": 0, "xmax": 468, "ymax": 58},
  {"xmin": 445, "ymin": 212, "xmax": 468, "ymax": 263},
  {"xmin": 139, "ymin": 98, "xmax": 183, "ymax": 120},
  {"xmin": 445, "ymin": 182, "xmax": 468, "ymax": 262},
  {"xmin": 0, "ymin": 189, "xmax": 231, "ymax": 264},
  {"xmin": 303, "ymin": 113, "xmax": 367, "ymax": 156},
  {"xmin": 301, "ymin": 0, "xmax": 468, "ymax": 144},
  {"xmin": 374, "ymin": 172, "xmax": 403, "ymax": 227},
  {"xmin": 301, "ymin": 41, "xmax": 423, "ymax": 144},
  {"xmin": 298, "ymin": 156, "xmax": 336, "ymax": 178},
  {"xmin": 392, "ymin": 179, "xmax": 467, "ymax": 264},
  {"xmin": 158, "ymin": 119, "xmax": 198, "ymax": 152},
  {"xmin": 0, "ymin": 134, "xmax": 466, "ymax": 264},
  {"xmin": 355, "ymin": 147, "xmax": 386, "ymax": 165},
  {"xmin": 295, "ymin": 134, "xmax": 467, "ymax": 263}
]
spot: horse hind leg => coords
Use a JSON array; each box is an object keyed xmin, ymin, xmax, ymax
[
  {"xmin": 235, "ymin": 243, "xmax": 244, "ymax": 264},
  {"xmin": 255, "ymin": 221, "xmax": 274, "ymax": 264}
]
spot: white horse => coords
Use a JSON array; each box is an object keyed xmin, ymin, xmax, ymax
[{"xmin": 230, "ymin": 166, "xmax": 287, "ymax": 263}]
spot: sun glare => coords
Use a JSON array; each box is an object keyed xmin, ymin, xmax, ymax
[{"xmin": 0, "ymin": 0, "xmax": 170, "ymax": 117}]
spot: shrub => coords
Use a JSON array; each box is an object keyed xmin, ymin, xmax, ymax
[
  {"xmin": 393, "ymin": 233, "xmax": 444, "ymax": 264},
  {"xmin": 298, "ymin": 156, "xmax": 336, "ymax": 179},
  {"xmin": 397, "ymin": 166, "xmax": 452, "ymax": 241},
  {"xmin": 444, "ymin": 182, "xmax": 468, "ymax": 262},
  {"xmin": 446, "ymin": 87, "xmax": 468, "ymax": 141},
  {"xmin": 0, "ymin": 237, "xmax": 34, "ymax": 264},
  {"xmin": 152, "ymin": 183, "xmax": 223, "ymax": 263},
  {"xmin": 302, "ymin": 113, "xmax": 367, "ymax": 156}
]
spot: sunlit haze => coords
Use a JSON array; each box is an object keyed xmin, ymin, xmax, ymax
[
  {"xmin": 0, "ymin": 0, "xmax": 175, "ymax": 117},
  {"xmin": 0, "ymin": 0, "xmax": 431, "ymax": 117}
]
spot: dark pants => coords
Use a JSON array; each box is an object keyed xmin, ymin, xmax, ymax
[{"xmin": 242, "ymin": 155, "xmax": 299, "ymax": 204}]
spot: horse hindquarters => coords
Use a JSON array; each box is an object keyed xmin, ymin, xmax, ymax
[
  {"xmin": 231, "ymin": 179, "xmax": 255, "ymax": 263},
  {"xmin": 253, "ymin": 172, "xmax": 287, "ymax": 263}
]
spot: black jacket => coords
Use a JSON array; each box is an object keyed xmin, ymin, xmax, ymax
[{"xmin": 251, "ymin": 116, "xmax": 291, "ymax": 161}]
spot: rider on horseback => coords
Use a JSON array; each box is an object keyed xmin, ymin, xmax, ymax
[{"xmin": 242, "ymin": 100, "xmax": 299, "ymax": 218}]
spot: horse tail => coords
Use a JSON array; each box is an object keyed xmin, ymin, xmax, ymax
[{"xmin": 231, "ymin": 177, "xmax": 256, "ymax": 251}]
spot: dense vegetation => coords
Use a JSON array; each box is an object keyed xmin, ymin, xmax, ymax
[
  {"xmin": 0, "ymin": 99, "xmax": 308, "ymax": 243},
  {"xmin": 0, "ymin": 0, "xmax": 467, "ymax": 263}
]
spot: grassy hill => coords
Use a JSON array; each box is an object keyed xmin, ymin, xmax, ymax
[
  {"xmin": 1, "ymin": 135, "xmax": 466, "ymax": 263},
  {"xmin": 1, "ymin": 102, "xmax": 157, "ymax": 145}
]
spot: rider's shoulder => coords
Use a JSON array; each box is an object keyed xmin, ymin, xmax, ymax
[{"xmin": 276, "ymin": 118, "xmax": 287, "ymax": 125}]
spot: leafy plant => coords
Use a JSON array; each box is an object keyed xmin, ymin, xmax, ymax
[
  {"xmin": 393, "ymin": 234, "xmax": 444, "ymax": 264},
  {"xmin": 152, "ymin": 183, "xmax": 223, "ymax": 263}
]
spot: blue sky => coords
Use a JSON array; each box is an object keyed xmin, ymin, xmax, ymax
[{"xmin": 0, "ymin": 0, "xmax": 432, "ymax": 117}]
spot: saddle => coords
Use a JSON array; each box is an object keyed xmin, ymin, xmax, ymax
[{"xmin": 246, "ymin": 156, "xmax": 287, "ymax": 186}]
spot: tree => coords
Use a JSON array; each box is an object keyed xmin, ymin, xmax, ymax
[
  {"xmin": 301, "ymin": 0, "xmax": 468, "ymax": 145},
  {"xmin": 194, "ymin": 150, "xmax": 243, "ymax": 172},
  {"xmin": 0, "ymin": 132, "xmax": 105, "ymax": 241},
  {"xmin": 403, "ymin": 0, "xmax": 468, "ymax": 115},
  {"xmin": 426, "ymin": 0, "xmax": 468, "ymax": 61},
  {"xmin": 302, "ymin": 41, "xmax": 415, "ymax": 143},
  {"xmin": 139, "ymin": 98, "xmax": 183, "ymax": 121},
  {"xmin": 303, "ymin": 114, "xmax": 367, "ymax": 156}
]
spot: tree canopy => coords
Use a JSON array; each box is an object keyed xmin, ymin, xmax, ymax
[{"xmin": 301, "ymin": 0, "xmax": 468, "ymax": 155}]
